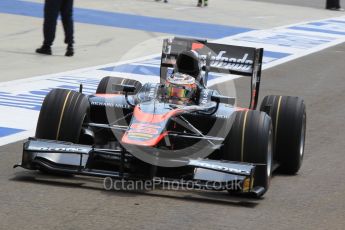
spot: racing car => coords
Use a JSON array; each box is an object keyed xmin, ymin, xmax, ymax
[{"xmin": 15, "ymin": 37, "xmax": 306, "ymax": 197}]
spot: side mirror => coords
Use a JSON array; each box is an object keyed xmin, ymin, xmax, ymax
[
  {"xmin": 112, "ymin": 84, "xmax": 136, "ymax": 93},
  {"xmin": 211, "ymin": 95, "xmax": 236, "ymax": 105}
]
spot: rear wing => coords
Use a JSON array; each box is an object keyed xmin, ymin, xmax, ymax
[{"xmin": 160, "ymin": 37, "xmax": 263, "ymax": 109}]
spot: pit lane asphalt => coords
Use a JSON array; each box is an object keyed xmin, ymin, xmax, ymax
[{"xmin": 1, "ymin": 43, "xmax": 345, "ymax": 230}]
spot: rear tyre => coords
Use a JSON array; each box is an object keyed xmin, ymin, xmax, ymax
[
  {"xmin": 220, "ymin": 110, "xmax": 273, "ymax": 194},
  {"xmin": 35, "ymin": 89, "xmax": 90, "ymax": 143},
  {"xmin": 260, "ymin": 95, "xmax": 306, "ymax": 174},
  {"xmin": 96, "ymin": 76, "xmax": 142, "ymax": 94}
]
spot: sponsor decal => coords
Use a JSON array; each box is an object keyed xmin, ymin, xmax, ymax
[
  {"xmin": 200, "ymin": 52, "xmax": 253, "ymax": 71},
  {"xmin": 148, "ymin": 85, "xmax": 157, "ymax": 98},
  {"xmin": 215, "ymin": 114, "xmax": 229, "ymax": 119},
  {"xmin": 128, "ymin": 132, "xmax": 153, "ymax": 139},
  {"xmin": 190, "ymin": 160, "xmax": 247, "ymax": 174},
  {"xmin": 90, "ymin": 101, "xmax": 130, "ymax": 109},
  {"xmin": 129, "ymin": 123, "xmax": 161, "ymax": 135},
  {"xmin": 200, "ymin": 89, "xmax": 210, "ymax": 105},
  {"xmin": 30, "ymin": 146, "xmax": 86, "ymax": 153}
]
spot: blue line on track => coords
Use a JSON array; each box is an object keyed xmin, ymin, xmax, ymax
[
  {"xmin": 264, "ymin": 51, "xmax": 290, "ymax": 59},
  {"xmin": 0, "ymin": 127, "xmax": 25, "ymax": 138},
  {"xmin": 0, "ymin": 0, "xmax": 252, "ymax": 39},
  {"xmin": 328, "ymin": 20, "xmax": 345, "ymax": 24},
  {"xmin": 289, "ymin": 26, "xmax": 345, "ymax": 36}
]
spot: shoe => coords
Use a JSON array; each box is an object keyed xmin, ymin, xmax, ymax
[
  {"xmin": 327, "ymin": 7, "xmax": 345, "ymax": 11},
  {"xmin": 204, "ymin": 3, "xmax": 208, "ymax": 7},
  {"xmin": 65, "ymin": 45, "xmax": 74, "ymax": 57},
  {"xmin": 164, "ymin": 0, "xmax": 168, "ymax": 3},
  {"xmin": 197, "ymin": 2, "xmax": 202, "ymax": 7},
  {"xmin": 35, "ymin": 45, "xmax": 52, "ymax": 55}
]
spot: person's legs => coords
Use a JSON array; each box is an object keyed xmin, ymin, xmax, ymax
[
  {"xmin": 197, "ymin": 0, "xmax": 202, "ymax": 7},
  {"xmin": 60, "ymin": 0, "xmax": 74, "ymax": 45},
  {"xmin": 326, "ymin": 0, "xmax": 341, "ymax": 9},
  {"xmin": 60, "ymin": 0, "xmax": 74, "ymax": 56},
  {"xmin": 36, "ymin": 0, "xmax": 61, "ymax": 54},
  {"xmin": 43, "ymin": 0, "xmax": 61, "ymax": 46}
]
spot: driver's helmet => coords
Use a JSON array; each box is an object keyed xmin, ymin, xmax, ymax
[
  {"xmin": 164, "ymin": 72, "xmax": 197, "ymax": 104},
  {"xmin": 175, "ymin": 50, "xmax": 201, "ymax": 78}
]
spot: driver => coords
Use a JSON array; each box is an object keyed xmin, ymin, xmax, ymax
[{"xmin": 164, "ymin": 72, "xmax": 198, "ymax": 105}]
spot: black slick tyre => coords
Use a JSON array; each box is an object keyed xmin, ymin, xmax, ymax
[
  {"xmin": 35, "ymin": 89, "xmax": 89, "ymax": 143},
  {"xmin": 260, "ymin": 95, "xmax": 306, "ymax": 174},
  {"xmin": 220, "ymin": 110, "xmax": 273, "ymax": 194},
  {"xmin": 96, "ymin": 76, "xmax": 142, "ymax": 94}
]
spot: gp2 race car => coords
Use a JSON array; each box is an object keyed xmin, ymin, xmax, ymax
[{"xmin": 15, "ymin": 37, "xmax": 306, "ymax": 197}]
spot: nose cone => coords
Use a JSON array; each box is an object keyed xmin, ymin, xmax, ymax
[{"xmin": 121, "ymin": 105, "xmax": 182, "ymax": 147}]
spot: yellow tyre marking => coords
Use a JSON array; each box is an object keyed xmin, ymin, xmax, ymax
[
  {"xmin": 56, "ymin": 91, "xmax": 72, "ymax": 140},
  {"xmin": 71, "ymin": 93, "xmax": 81, "ymax": 113},
  {"xmin": 241, "ymin": 110, "xmax": 249, "ymax": 162},
  {"xmin": 275, "ymin": 96, "xmax": 282, "ymax": 143}
]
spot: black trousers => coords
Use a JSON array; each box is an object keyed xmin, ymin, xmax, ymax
[
  {"xmin": 326, "ymin": 0, "xmax": 341, "ymax": 8},
  {"xmin": 43, "ymin": 0, "xmax": 74, "ymax": 46}
]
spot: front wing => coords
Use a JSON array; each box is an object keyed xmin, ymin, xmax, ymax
[{"xmin": 14, "ymin": 138, "xmax": 265, "ymax": 197}]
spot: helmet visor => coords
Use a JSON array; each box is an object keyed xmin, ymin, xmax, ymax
[{"xmin": 166, "ymin": 85, "xmax": 190, "ymax": 98}]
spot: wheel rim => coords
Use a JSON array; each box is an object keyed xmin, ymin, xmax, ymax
[{"xmin": 299, "ymin": 112, "xmax": 306, "ymax": 160}]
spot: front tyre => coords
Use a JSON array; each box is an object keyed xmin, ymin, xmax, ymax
[
  {"xmin": 35, "ymin": 89, "xmax": 90, "ymax": 143},
  {"xmin": 220, "ymin": 110, "xmax": 273, "ymax": 195}
]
